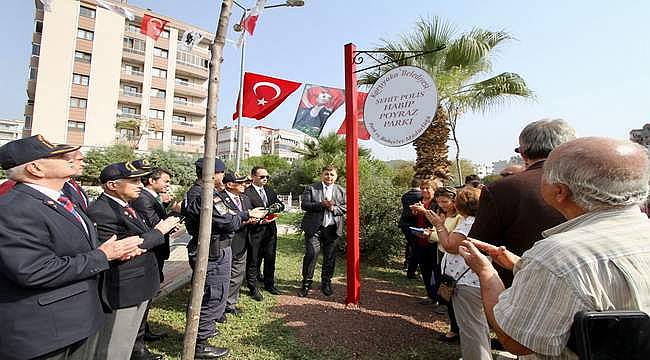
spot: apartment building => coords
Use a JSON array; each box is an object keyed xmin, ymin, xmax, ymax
[
  {"xmin": 0, "ymin": 119, "xmax": 24, "ymax": 146},
  {"xmin": 25, "ymin": 0, "xmax": 212, "ymax": 154},
  {"xmin": 217, "ymin": 125, "xmax": 314, "ymax": 162}
]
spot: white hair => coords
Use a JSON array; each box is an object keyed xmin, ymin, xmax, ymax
[
  {"xmin": 544, "ymin": 141, "xmax": 650, "ymax": 211},
  {"xmin": 519, "ymin": 119, "xmax": 576, "ymax": 160}
]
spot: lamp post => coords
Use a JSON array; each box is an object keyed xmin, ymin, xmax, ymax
[{"xmin": 232, "ymin": 0, "xmax": 304, "ymax": 172}]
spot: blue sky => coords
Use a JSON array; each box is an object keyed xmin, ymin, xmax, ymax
[{"xmin": 2, "ymin": 0, "xmax": 649, "ymax": 165}]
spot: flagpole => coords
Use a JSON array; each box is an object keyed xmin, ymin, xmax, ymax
[{"xmin": 235, "ymin": 34, "xmax": 246, "ymax": 172}]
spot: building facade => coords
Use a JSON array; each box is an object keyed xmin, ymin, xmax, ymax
[
  {"xmin": 0, "ymin": 119, "xmax": 24, "ymax": 146},
  {"xmin": 25, "ymin": 0, "xmax": 211, "ymax": 153},
  {"xmin": 630, "ymin": 124, "xmax": 650, "ymax": 151},
  {"xmin": 217, "ymin": 125, "xmax": 314, "ymax": 162}
]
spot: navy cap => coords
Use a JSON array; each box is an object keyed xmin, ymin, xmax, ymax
[
  {"xmin": 131, "ymin": 159, "xmax": 152, "ymax": 171},
  {"xmin": 223, "ymin": 172, "xmax": 248, "ymax": 184},
  {"xmin": 100, "ymin": 161, "xmax": 151, "ymax": 183},
  {"xmin": 0, "ymin": 134, "xmax": 80, "ymax": 170},
  {"xmin": 195, "ymin": 158, "xmax": 226, "ymax": 173}
]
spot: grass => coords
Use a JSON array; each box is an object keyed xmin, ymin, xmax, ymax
[{"xmin": 147, "ymin": 232, "xmax": 460, "ymax": 359}]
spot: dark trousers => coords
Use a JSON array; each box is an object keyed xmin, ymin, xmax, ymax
[
  {"xmin": 35, "ymin": 331, "xmax": 99, "ymax": 360},
  {"xmin": 227, "ymin": 247, "xmax": 247, "ymax": 310},
  {"xmin": 400, "ymin": 227, "xmax": 419, "ymax": 275},
  {"xmin": 246, "ymin": 226, "xmax": 277, "ymax": 290},
  {"xmin": 415, "ymin": 242, "xmax": 437, "ymax": 300},
  {"xmin": 189, "ymin": 247, "xmax": 231, "ymax": 341},
  {"xmin": 302, "ymin": 225, "xmax": 338, "ymax": 283}
]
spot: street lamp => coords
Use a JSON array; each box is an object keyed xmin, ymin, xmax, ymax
[{"xmin": 232, "ymin": 0, "xmax": 304, "ymax": 172}]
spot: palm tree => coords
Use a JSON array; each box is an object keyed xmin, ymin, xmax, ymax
[
  {"xmin": 292, "ymin": 132, "xmax": 371, "ymax": 180},
  {"xmin": 359, "ymin": 17, "xmax": 533, "ymax": 183}
]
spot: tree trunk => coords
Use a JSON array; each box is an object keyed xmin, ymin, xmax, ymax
[
  {"xmin": 181, "ymin": 1, "xmax": 232, "ymax": 359},
  {"xmin": 413, "ymin": 105, "xmax": 450, "ymax": 181}
]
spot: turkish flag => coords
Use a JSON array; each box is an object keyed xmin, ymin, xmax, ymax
[
  {"xmin": 337, "ymin": 92, "xmax": 371, "ymax": 140},
  {"xmin": 233, "ymin": 72, "xmax": 302, "ymax": 120},
  {"xmin": 241, "ymin": 0, "xmax": 266, "ymax": 36},
  {"xmin": 141, "ymin": 14, "xmax": 168, "ymax": 41}
]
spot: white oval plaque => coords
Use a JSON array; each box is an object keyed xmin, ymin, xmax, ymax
[{"xmin": 363, "ymin": 66, "xmax": 438, "ymax": 147}]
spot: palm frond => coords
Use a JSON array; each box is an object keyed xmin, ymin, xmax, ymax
[{"xmin": 452, "ymin": 72, "xmax": 534, "ymax": 114}]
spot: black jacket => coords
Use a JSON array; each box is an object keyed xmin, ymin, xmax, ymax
[
  {"xmin": 399, "ymin": 188, "xmax": 422, "ymax": 228},
  {"xmin": 62, "ymin": 179, "xmax": 90, "ymax": 212},
  {"xmin": 244, "ymin": 185, "xmax": 280, "ymax": 240},
  {"xmin": 300, "ymin": 182, "xmax": 347, "ymax": 237},
  {"xmin": 87, "ymin": 193, "xmax": 164, "ymax": 309},
  {"xmin": 131, "ymin": 189, "xmax": 171, "ymax": 262},
  {"xmin": 0, "ymin": 184, "xmax": 108, "ymax": 360},
  {"xmin": 182, "ymin": 181, "xmax": 249, "ymax": 259},
  {"xmin": 220, "ymin": 190, "xmax": 252, "ymax": 257}
]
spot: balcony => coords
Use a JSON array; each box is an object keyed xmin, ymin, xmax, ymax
[
  {"xmin": 118, "ymin": 90, "xmax": 142, "ymax": 105},
  {"xmin": 173, "ymin": 98, "xmax": 205, "ymax": 116},
  {"xmin": 27, "ymin": 80, "xmax": 36, "ymax": 98},
  {"xmin": 170, "ymin": 139, "xmax": 204, "ymax": 154},
  {"xmin": 176, "ymin": 51, "xmax": 209, "ymax": 79},
  {"xmin": 123, "ymin": 47, "xmax": 145, "ymax": 62},
  {"xmin": 174, "ymin": 79, "xmax": 207, "ymax": 98},
  {"xmin": 172, "ymin": 119, "xmax": 205, "ymax": 135},
  {"xmin": 121, "ymin": 68, "xmax": 144, "ymax": 83}
]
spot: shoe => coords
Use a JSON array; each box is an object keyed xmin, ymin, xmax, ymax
[
  {"xmin": 216, "ymin": 314, "xmax": 227, "ymax": 323},
  {"xmin": 144, "ymin": 330, "xmax": 166, "ymax": 342},
  {"xmin": 321, "ymin": 282, "xmax": 333, "ymax": 297},
  {"xmin": 434, "ymin": 304, "xmax": 448, "ymax": 314},
  {"xmin": 249, "ymin": 288, "xmax": 264, "ymax": 301},
  {"xmin": 264, "ymin": 285, "xmax": 280, "ymax": 295},
  {"xmin": 297, "ymin": 281, "xmax": 311, "ymax": 297},
  {"xmin": 225, "ymin": 307, "xmax": 242, "ymax": 316},
  {"xmin": 130, "ymin": 348, "xmax": 163, "ymax": 360},
  {"xmin": 437, "ymin": 332, "xmax": 460, "ymax": 343},
  {"xmin": 417, "ymin": 297, "xmax": 436, "ymax": 305},
  {"xmin": 195, "ymin": 343, "xmax": 230, "ymax": 359}
]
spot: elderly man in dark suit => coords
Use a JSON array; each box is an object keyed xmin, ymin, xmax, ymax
[
  {"xmin": 298, "ymin": 165, "xmax": 347, "ymax": 297},
  {"xmin": 61, "ymin": 149, "xmax": 90, "ymax": 211},
  {"xmin": 87, "ymin": 162, "xmax": 180, "ymax": 360},
  {"xmin": 469, "ymin": 118, "xmax": 575, "ymax": 287},
  {"xmin": 244, "ymin": 166, "xmax": 282, "ymax": 297},
  {"xmin": 398, "ymin": 178, "xmax": 422, "ymax": 278},
  {"xmin": 0, "ymin": 135, "xmax": 144, "ymax": 360}
]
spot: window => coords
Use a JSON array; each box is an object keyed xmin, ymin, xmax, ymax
[
  {"xmin": 172, "ymin": 134, "xmax": 185, "ymax": 144},
  {"xmin": 31, "ymin": 43, "xmax": 40, "ymax": 56},
  {"xmin": 24, "ymin": 115, "xmax": 32, "ymax": 129},
  {"xmin": 153, "ymin": 47, "xmax": 168, "ymax": 58},
  {"xmin": 172, "ymin": 115, "xmax": 186, "ymax": 122},
  {"xmin": 148, "ymin": 109, "xmax": 165, "ymax": 119},
  {"xmin": 79, "ymin": 6, "xmax": 96, "ymax": 19},
  {"xmin": 160, "ymin": 30, "xmax": 170, "ymax": 39},
  {"xmin": 151, "ymin": 68, "xmax": 167, "ymax": 78},
  {"xmin": 72, "ymin": 74, "xmax": 89, "ymax": 86},
  {"xmin": 176, "ymin": 77, "xmax": 189, "ymax": 83},
  {"xmin": 174, "ymin": 96, "xmax": 188, "ymax": 103},
  {"xmin": 176, "ymin": 51, "xmax": 208, "ymax": 69},
  {"xmin": 29, "ymin": 67, "xmax": 37, "ymax": 80},
  {"xmin": 68, "ymin": 121, "xmax": 85, "ymax": 130},
  {"xmin": 121, "ymin": 106, "xmax": 138, "ymax": 115},
  {"xmin": 77, "ymin": 28, "xmax": 94, "ymax": 41},
  {"xmin": 35, "ymin": 21, "xmax": 43, "ymax": 33},
  {"xmin": 150, "ymin": 88, "xmax": 166, "ymax": 98},
  {"xmin": 122, "ymin": 85, "xmax": 139, "ymax": 95},
  {"xmin": 126, "ymin": 23, "xmax": 140, "ymax": 33},
  {"xmin": 123, "ymin": 37, "xmax": 145, "ymax": 53},
  {"xmin": 70, "ymin": 97, "xmax": 87, "ymax": 108},
  {"xmin": 119, "ymin": 128, "xmax": 136, "ymax": 139},
  {"xmin": 149, "ymin": 131, "xmax": 164, "ymax": 140},
  {"xmin": 74, "ymin": 51, "xmax": 91, "ymax": 63}
]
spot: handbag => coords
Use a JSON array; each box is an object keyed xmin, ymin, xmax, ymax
[{"xmin": 437, "ymin": 258, "xmax": 471, "ymax": 302}]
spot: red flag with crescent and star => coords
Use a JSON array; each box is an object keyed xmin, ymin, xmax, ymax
[
  {"xmin": 141, "ymin": 14, "xmax": 168, "ymax": 41},
  {"xmin": 232, "ymin": 72, "xmax": 302, "ymax": 120},
  {"xmin": 337, "ymin": 92, "xmax": 371, "ymax": 140}
]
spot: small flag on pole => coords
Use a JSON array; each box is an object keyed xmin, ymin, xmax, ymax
[
  {"xmin": 180, "ymin": 30, "xmax": 204, "ymax": 51},
  {"xmin": 235, "ymin": 0, "xmax": 267, "ymax": 48},
  {"xmin": 96, "ymin": 0, "xmax": 135, "ymax": 21},
  {"xmin": 141, "ymin": 14, "xmax": 169, "ymax": 41},
  {"xmin": 233, "ymin": 72, "xmax": 302, "ymax": 121},
  {"xmin": 39, "ymin": 0, "xmax": 53, "ymax": 12}
]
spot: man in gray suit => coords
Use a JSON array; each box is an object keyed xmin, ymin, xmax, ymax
[{"xmin": 298, "ymin": 165, "xmax": 347, "ymax": 297}]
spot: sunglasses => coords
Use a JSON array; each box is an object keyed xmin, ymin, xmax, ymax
[{"xmin": 258, "ymin": 175, "xmax": 269, "ymax": 179}]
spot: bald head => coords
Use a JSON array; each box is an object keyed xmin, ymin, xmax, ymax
[{"xmin": 543, "ymin": 137, "xmax": 650, "ymax": 211}]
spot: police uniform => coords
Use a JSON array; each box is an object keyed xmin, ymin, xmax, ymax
[{"xmin": 182, "ymin": 159, "xmax": 248, "ymax": 359}]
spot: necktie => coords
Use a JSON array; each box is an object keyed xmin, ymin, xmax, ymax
[
  {"xmin": 57, "ymin": 195, "xmax": 84, "ymax": 224},
  {"xmin": 259, "ymin": 188, "xmax": 268, "ymax": 206},
  {"xmin": 234, "ymin": 196, "xmax": 242, "ymax": 211},
  {"xmin": 69, "ymin": 180, "xmax": 87, "ymax": 209},
  {"xmin": 124, "ymin": 205, "xmax": 138, "ymax": 219}
]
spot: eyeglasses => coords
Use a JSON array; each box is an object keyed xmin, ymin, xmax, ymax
[{"xmin": 258, "ymin": 175, "xmax": 269, "ymax": 179}]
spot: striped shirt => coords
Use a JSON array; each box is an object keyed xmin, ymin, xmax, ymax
[{"xmin": 493, "ymin": 205, "xmax": 650, "ymax": 359}]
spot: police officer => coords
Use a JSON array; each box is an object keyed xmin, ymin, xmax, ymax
[{"xmin": 183, "ymin": 158, "xmax": 266, "ymax": 359}]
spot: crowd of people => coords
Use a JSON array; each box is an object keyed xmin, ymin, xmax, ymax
[
  {"xmin": 399, "ymin": 118, "xmax": 650, "ymax": 360},
  {"xmin": 1, "ymin": 115, "xmax": 649, "ymax": 360}
]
